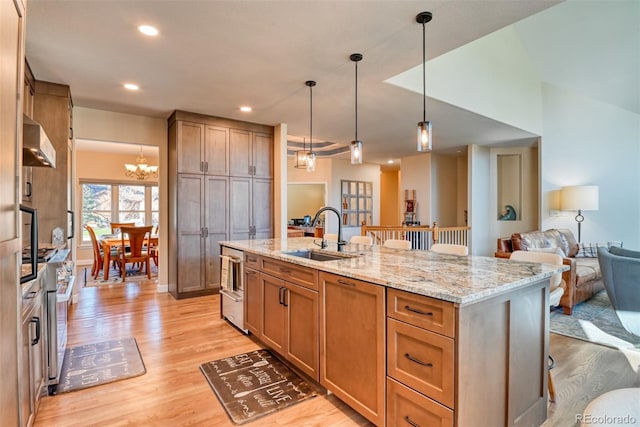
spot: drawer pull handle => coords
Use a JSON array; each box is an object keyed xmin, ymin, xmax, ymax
[
  {"xmin": 404, "ymin": 305, "xmax": 433, "ymax": 316},
  {"xmin": 404, "ymin": 415, "xmax": 420, "ymax": 427},
  {"xmin": 279, "ymin": 268, "xmax": 291, "ymax": 273},
  {"xmin": 337, "ymin": 279, "xmax": 355, "ymax": 286},
  {"xmin": 246, "ymin": 257, "xmax": 257, "ymax": 262},
  {"xmin": 405, "ymin": 353, "xmax": 432, "ymax": 367},
  {"xmin": 25, "ymin": 291, "xmax": 37, "ymax": 299}
]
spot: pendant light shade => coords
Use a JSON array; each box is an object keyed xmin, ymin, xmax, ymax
[
  {"xmin": 294, "ymin": 138, "xmax": 308, "ymax": 169},
  {"xmin": 350, "ymin": 53, "xmax": 363, "ymax": 164},
  {"xmin": 416, "ymin": 11, "xmax": 433, "ymax": 153},
  {"xmin": 305, "ymin": 80, "xmax": 316, "ymax": 172}
]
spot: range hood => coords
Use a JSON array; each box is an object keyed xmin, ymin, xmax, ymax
[{"xmin": 23, "ymin": 115, "xmax": 56, "ymax": 168}]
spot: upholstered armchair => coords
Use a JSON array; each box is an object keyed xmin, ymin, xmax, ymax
[{"xmin": 597, "ymin": 246, "xmax": 640, "ymax": 336}]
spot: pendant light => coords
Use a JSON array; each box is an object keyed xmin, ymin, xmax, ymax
[
  {"xmin": 416, "ymin": 11, "xmax": 433, "ymax": 152},
  {"xmin": 350, "ymin": 53, "xmax": 363, "ymax": 164},
  {"xmin": 305, "ymin": 80, "xmax": 316, "ymax": 172},
  {"xmin": 294, "ymin": 138, "xmax": 308, "ymax": 169}
]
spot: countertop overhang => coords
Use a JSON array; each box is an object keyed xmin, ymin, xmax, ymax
[{"xmin": 220, "ymin": 237, "xmax": 569, "ymax": 306}]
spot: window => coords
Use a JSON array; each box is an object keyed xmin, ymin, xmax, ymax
[
  {"xmin": 81, "ymin": 181, "xmax": 158, "ymax": 243},
  {"xmin": 341, "ymin": 180, "xmax": 373, "ymax": 227}
]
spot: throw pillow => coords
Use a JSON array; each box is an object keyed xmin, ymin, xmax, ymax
[
  {"xmin": 530, "ymin": 247, "xmax": 566, "ymax": 258},
  {"xmin": 609, "ymin": 246, "xmax": 640, "ymax": 259},
  {"xmin": 576, "ymin": 241, "xmax": 623, "ymax": 258}
]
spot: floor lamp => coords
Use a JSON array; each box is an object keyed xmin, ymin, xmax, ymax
[{"xmin": 560, "ymin": 185, "xmax": 599, "ymax": 243}]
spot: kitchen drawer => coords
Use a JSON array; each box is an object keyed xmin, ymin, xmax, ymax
[
  {"xmin": 244, "ymin": 252, "xmax": 260, "ymax": 269},
  {"xmin": 387, "ymin": 318, "xmax": 454, "ymax": 408},
  {"xmin": 22, "ymin": 276, "xmax": 42, "ymax": 313},
  {"xmin": 260, "ymin": 257, "xmax": 318, "ymax": 291},
  {"xmin": 387, "ymin": 377, "xmax": 453, "ymax": 427},
  {"xmin": 387, "ymin": 288, "xmax": 455, "ymax": 338}
]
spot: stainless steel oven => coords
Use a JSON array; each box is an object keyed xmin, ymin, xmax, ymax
[
  {"xmin": 220, "ymin": 247, "xmax": 246, "ymax": 333},
  {"xmin": 42, "ymin": 249, "xmax": 74, "ymax": 394}
]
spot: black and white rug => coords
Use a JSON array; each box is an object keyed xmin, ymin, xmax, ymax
[
  {"xmin": 55, "ymin": 337, "xmax": 146, "ymax": 394},
  {"xmin": 200, "ymin": 349, "xmax": 316, "ymax": 425}
]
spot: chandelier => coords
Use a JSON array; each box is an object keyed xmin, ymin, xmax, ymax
[{"xmin": 124, "ymin": 146, "xmax": 158, "ymax": 180}]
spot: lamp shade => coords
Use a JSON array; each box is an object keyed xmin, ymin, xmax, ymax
[{"xmin": 560, "ymin": 185, "xmax": 599, "ymax": 211}]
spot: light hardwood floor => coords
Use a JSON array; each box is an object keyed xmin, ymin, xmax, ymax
[{"xmin": 34, "ymin": 280, "xmax": 640, "ymax": 426}]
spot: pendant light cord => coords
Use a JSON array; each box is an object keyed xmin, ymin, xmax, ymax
[
  {"xmin": 309, "ymin": 84, "xmax": 313, "ymax": 152},
  {"xmin": 355, "ymin": 60, "xmax": 358, "ymax": 141},
  {"xmin": 422, "ymin": 21, "xmax": 426, "ymax": 123}
]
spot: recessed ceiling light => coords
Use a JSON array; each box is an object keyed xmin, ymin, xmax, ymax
[
  {"xmin": 387, "ymin": 159, "xmax": 394, "ymax": 164},
  {"xmin": 138, "ymin": 25, "xmax": 159, "ymax": 36},
  {"xmin": 124, "ymin": 83, "xmax": 139, "ymax": 91},
  {"xmin": 240, "ymin": 106, "xmax": 252, "ymax": 112}
]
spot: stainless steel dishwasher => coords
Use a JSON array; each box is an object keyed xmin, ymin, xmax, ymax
[{"xmin": 220, "ymin": 247, "xmax": 247, "ymax": 333}]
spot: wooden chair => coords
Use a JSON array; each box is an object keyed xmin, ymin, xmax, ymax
[
  {"xmin": 116, "ymin": 225, "xmax": 153, "ymax": 281},
  {"xmin": 383, "ymin": 239, "xmax": 411, "ymax": 250},
  {"xmin": 84, "ymin": 224, "xmax": 104, "ymax": 279},
  {"xmin": 431, "ymin": 243, "xmax": 469, "ymax": 256},
  {"xmin": 350, "ymin": 235, "xmax": 373, "ymax": 245},
  {"xmin": 509, "ymin": 250, "xmax": 565, "ymax": 402},
  {"xmin": 110, "ymin": 222, "xmax": 136, "ymax": 234}
]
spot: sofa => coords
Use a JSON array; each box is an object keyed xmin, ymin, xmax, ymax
[{"xmin": 495, "ymin": 228, "xmax": 603, "ymax": 315}]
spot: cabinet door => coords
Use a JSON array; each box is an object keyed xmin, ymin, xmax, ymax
[
  {"xmin": 252, "ymin": 178, "xmax": 272, "ymax": 239},
  {"xmin": 204, "ymin": 125, "xmax": 228, "ymax": 175},
  {"xmin": 229, "ymin": 129, "xmax": 252, "ymax": 177},
  {"xmin": 177, "ymin": 175, "xmax": 205, "ymax": 292},
  {"xmin": 260, "ymin": 274, "xmax": 286, "ymax": 353},
  {"xmin": 20, "ymin": 312, "xmax": 33, "ymax": 427},
  {"xmin": 229, "ymin": 177, "xmax": 251, "ymax": 240},
  {"xmin": 177, "ymin": 121, "xmax": 204, "ymax": 174},
  {"xmin": 244, "ymin": 267, "xmax": 261, "ymax": 336},
  {"xmin": 320, "ymin": 272, "xmax": 386, "ymax": 426},
  {"xmin": 252, "ymin": 132, "xmax": 273, "ymax": 179},
  {"xmin": 204, "ymin": 176, "xmax": 228, "ymax": 289},
  {"xmin": 285, "ymin": 282, "xmax": 319, "ymax": 381}
]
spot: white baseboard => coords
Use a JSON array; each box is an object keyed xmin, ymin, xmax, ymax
[{"xmin": 156, "ymin": 283, "xmax": 168, "ymax": 293}]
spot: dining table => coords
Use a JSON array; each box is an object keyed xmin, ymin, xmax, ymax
[{"xmin": 99, "ymin": 233, "xmax": 159, "ymax": 280}]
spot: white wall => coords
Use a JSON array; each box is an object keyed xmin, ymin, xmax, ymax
[
  {"xmin": 469, "ymin": 145, "xmax": 491, "ymax": 255},
  {"xmin": 456, "ymin": 155, "xmax": 468, "ymax": 226},
  {"xmin": 430, "ymin": 154, "xmax": 459, "ymax": 227},
  {"xmin": 73, "ymin": 107, "xmax": 168, "ymax": 289},
  {"xmin": 540, "ymin": 84, "xmax": 640, "ymax": 247},
  {"xmin": 399, "ymin": 154, "xmax": 431, "ymax": 225}
]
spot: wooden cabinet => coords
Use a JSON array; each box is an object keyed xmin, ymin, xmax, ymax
[
  {"xmin": 319, "ymin": 271, "xmax": 385, "ymax": 426},
  {"xmin": 31, "ymin": 81, "xmax": 73, "ymax": 241},
  {"xmin": 229, "ymin": 129, "xmax": 273, "ymax": 178},
  {"xmin": 259, "ymin": 268, "xmax": 319, "ymax": 380},
  {"xmin": 176, "ymin": 121, "xmax": 229, "ymax": 175},
  {"xmin": 243, "ymin": 266, "xmax": 261, "ymax": 336},
  {"xmin": 387, "ymin": 378, "xmax": 453, "ymax": 427},
  {"xmin": 168, "ymin": 111, "xmax": 273, "ymax": 298},
  {"xmin": 171, "ymin": 174, "xmax": 228, "ymax": 297},
  {"xmin": 20, "ymin": 277, "xmax": 45, "ymax": 427}
]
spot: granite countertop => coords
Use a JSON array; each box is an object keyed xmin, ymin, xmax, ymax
[{"xmin": 220, "ymin": 237, "xmax": 569, "ymax": 306}]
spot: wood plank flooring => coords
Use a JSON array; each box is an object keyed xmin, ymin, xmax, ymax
[{"xmin": 34, "ymin": 280, "xmax": 640, "ymax": 426}]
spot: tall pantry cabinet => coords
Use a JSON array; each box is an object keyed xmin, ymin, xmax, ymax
[{"xmin": 168, "ymin": 111, "xmax": 274, "ymax": 299}]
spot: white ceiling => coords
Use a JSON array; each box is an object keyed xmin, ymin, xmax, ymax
[{"xmin": 25, "ymin": 0, "xmax": 575, "ymax": 162}]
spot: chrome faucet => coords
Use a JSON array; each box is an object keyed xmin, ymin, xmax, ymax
[{"xmin": 311, "ymin": 206, "xmax": 347, "ymax": 252}]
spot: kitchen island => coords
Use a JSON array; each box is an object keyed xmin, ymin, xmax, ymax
[{"xmin": 220, "ymin": 237, "xmax": 567, "ymax": 427}]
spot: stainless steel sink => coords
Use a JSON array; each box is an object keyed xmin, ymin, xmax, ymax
[{"xmin": 282, "ymin": 250, "xmax": 358, "ymax": 262}]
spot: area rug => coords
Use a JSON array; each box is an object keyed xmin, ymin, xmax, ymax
[
  {"xmin": 82, "ymin": 263, "xmax": 158, "ymax": 287},
  {"xmin": 54, "ymin": 337, "xmax": 146, "ymax": 394},
  {"xmin": 200, "ymin": 349, "xmax": 316, "ymax": 425},
  {"xmin": 550, "ymin": 290, "xmax": 640, "ymax": 351}
]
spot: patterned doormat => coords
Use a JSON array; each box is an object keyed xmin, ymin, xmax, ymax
[
  {"xmin": 550, "ymin": 290, "xmax": 640, "ymax": 351},
  {"xmin": 54, "ymin": 337, "xmax": 146, "ymax": 394},
  {"xmin": 200, "ymin": 349, "xmax": 316, "ymax": 425}
]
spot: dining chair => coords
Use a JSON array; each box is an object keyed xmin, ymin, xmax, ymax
[
  {"xmin": 110, "ymin": 222, "xmax": 136, "ymax": 234},
  {"xmin": 383, "ymin": 239, "xmax": 411, "ymax": 250},
  {"xmin": 509, "ymin": 250, "xmax": 565, "ymax": 402},
  {"xmin": 84, "ymin": 224, "xmax": 104, "ymax": 279},
  {"xmin": 350, "ymin": 235, "xmax": 373, "ymax": 245},
  {"xmin": 116, "ymin": 225, "xmax": 153, "ymax": 281},
  {"xmin": 430, "ymin": 243, "xmax": 469, "ymax": 256}
]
